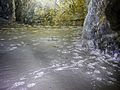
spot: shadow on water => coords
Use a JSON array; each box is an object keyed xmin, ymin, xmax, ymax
[{"xmin": 0, "ymin": 25, "xmax": 120, "ymax": 90}]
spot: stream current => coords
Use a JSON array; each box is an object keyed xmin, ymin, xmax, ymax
[{"xmin": 0, "ymin": 25, "xmax": 120, "ymax": 90}]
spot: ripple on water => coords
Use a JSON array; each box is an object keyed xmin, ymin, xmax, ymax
[
  {"xmin": 20, "ymin": 77, "xmax": 26, "ymax": 81},
  {"xmin": 61, "ymin": 50, "xmax": 70, "ymax": 54},
  {"xmin": 94, "ymin": 70, "xmax": 101, "ymax": 74},
  {"xmin": 0, "ymin": 39, "xmax": 5, "ymax": 41},
  {"xmin": 27, "ymin": 83, "xmax": 36, "ymax": 88},
  {"xmin": 0, "ymin": 26, "xmax": 120, "ymax": 90},
  {"xmin": 54, "ymin": 66, "xmax": 69, "ymax": 71},
  {"xmin": 8, "ymin": 46, "xmax": 17, "ymax": 51},
  {"xmin": 34, "ymin": 72, "xmax": 45, "ymax": 79},
  {"xmin": 87, "ymin": 63, "xmax": 95, "ymax": 69},
  {"xmin": 12, "ymin": 81, "xmax": 25, "ymax": 87}
]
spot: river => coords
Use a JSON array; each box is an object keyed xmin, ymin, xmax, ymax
[{"xmin": 0, "ymin": 25, "xmax": 120, "ymax": 90}]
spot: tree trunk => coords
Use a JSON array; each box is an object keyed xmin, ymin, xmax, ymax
[
  {"xmin": 15, "ymin": 0, "xmax": 23, "ymax": 22},
  {"xmin": 9, "ymin": 0, "xmax": 16, "ymax": 21},
  {"xmin": 82, "ymin": 0, "xmax": 119, "ymax": 55},
  {"xmin": 0, "ymin": 0, "xmax": 16, "ymax": 22}
]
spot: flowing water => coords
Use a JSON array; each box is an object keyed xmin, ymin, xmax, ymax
[{"xmin": 0, "ymin": 25, "xmax": 120, "ymax": 90}]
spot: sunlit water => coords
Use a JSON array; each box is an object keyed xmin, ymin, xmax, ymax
[{"xmin": 0, "ymin": 25, "xmax": 120, "ymax": 90}]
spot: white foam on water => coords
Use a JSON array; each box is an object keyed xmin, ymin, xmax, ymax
[
  {"xmin": 96, "ymin": 77, "xmax": 102, "ymax": 81},
  {"xmin": 20, "ymin": 77, "xmax": 26, "ymax": 81},
  {"xmin": 9, "ymin": 47, "xmax": 17, "ymax": 51},
  {"xmin": 34, "ymin": 72, "xmax": 44, "ymax": 79},
  {"xmin": 27, "ymin": 83, "xmax": 36, "ymax": 88},
  {"xmin": 12, "ymin": 81, "xmax": 25, "ymax": 87},
  {"xmin": 94, "ymin": 70, "xmax": 101, "ymax": 74}
]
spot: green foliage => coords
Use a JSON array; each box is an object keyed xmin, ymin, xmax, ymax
[
  {"xmin": 15, "ymin": 0, "xmax": 87, "ymax": 26},
  {"xmin": 52, "ymin": 0, "xmax": 87, "ymax": 26}
]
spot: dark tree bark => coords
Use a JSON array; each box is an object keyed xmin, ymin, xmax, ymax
[
  {"xmin": 15, "ymin": 0, "xmax": 23, "ymax": 22},
  {"xmin": 0, "ymin": 0, "xmax": 16, "ymax": 22},
  {"xmin": 9, "ymin": 0, "xmax": 16, "ymax": 21}
]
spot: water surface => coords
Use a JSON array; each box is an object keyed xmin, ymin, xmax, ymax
[{"xmin": 0, "ymin": 25, "xmax": 120, "ymax": 90}]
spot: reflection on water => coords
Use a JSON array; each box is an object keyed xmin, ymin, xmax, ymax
[{"xmin": 0, "ymin": 26, "xmax": 120, "ymax": 90}]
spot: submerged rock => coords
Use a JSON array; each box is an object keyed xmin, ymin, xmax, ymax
[{"xmin": 82, "ymin": 0, "xmax": 120, "ymax": 56}]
